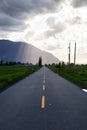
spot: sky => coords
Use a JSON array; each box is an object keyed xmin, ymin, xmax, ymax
[{"xmin": 0, "ymin": 0, "xmax": 87, "ymax": 64}]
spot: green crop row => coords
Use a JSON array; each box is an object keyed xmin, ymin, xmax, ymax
[
  {"xmin": 49, "ymin": 66, "xmax": 87, "ymax": 89},
  {"xmin": 0, "ymin": 66, "xmax": 41, "ymax": 90}
]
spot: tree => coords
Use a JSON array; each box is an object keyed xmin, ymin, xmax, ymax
[
  {"xmin": 38, "ymin": 56, "xmax": 42, "ymax": 66},
  {"xmin": 61, "ymin": 62, "xmax": 65, "ymax": 67},
  {"xmin": 0, "ymin": 60, "xmax": 3, "ymax": 65}
]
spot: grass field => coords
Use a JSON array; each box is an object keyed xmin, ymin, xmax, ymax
[
  {"xmin": 0, "ymin": 66, "xmax": 41, "ymax": 90},
  {"xmin": 49, "ymin": 66, "xmax": 87, "ymax": 89}
]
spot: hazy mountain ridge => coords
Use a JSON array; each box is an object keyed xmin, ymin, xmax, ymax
[{"xmin": 0, "ymin": 40, "xmax": 60, "ymax": 64}]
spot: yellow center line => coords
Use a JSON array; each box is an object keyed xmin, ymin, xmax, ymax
[
  {"xmin": 41, "ymin": 96, "xmax": 45, "ymax": 109},
  {"xmin": 43, "ymin": 85, "xmax": 45, "ymax": 90}
]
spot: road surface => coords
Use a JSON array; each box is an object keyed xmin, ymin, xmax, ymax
[{"xmin": 0, "ymin": 67, "xmax": 87, "ymax": 130}]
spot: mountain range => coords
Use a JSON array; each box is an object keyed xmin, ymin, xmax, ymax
[{"xmin": 0, "ymin": 40, "xmax": 60, "ymax": 64}]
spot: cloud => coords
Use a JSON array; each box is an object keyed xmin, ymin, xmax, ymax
[
  {"xmin": 72, "ymin": 0, "xmax": 87, "ymax": 8},
  {"xmin": 0, "ymin": 31, "xmax": 9, "ymax": 39},
  {"xmin": 46, "ymin": 45, "xmax": 57, "ymax": 51},
  {"xmin": 77, "ymin": 47, "xmax": 87, "ymax": 63},
  {"xmin": 0, "ymin": 13, "xmax": 27, "ymax": 31},
  {"xmin": 71, "ymin": 16, "xmax": 82, "ymax": 24},
  {"xmin": 0, "ymin": 0, "xmax": 64, "ymax": 32},
  {"xmin": 66, "ymin": 16, "xmax": 82, "ymax": 25},
  {"xmin": 0, "ymin": 0, "xmax": 63, "ymax": 18},
  {"xmin": 46, "ymin": 17, "xmax": 56, "ymax": 28},
  {"xmin": 44, "ymin": 17, "xmax": 66, "ymax": 38},
  {"xmin": 46, "ymin": 43, "xmax": 63, "ymax": 51}
]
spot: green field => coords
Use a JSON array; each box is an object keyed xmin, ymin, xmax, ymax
[
  {"xmin": 49, "ymin": 66, "xmax": 87, "ymax": 89},
  {"xmin": 0, "ymin": 66, "xmax": 41, "ymax": 90}
]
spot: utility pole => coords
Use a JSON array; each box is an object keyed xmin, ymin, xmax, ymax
[
  {"xmin": 74, "ymin": 42, "xmax": 76, "ymax": 66},
  {"xmin": 68, "ymin": 43, "xmax": 71, "ymax": 65}
]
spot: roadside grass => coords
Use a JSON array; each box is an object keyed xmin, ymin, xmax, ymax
[
  {"xmin": 0, "ymin": 66, "xmax": 41, "ymax": 90},
  {"xmin": 49, "ymin": 66, "xmax": 87, "ymax": 89}
]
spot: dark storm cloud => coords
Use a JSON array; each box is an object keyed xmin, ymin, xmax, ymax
[
  {"xmin": 0, "ymin": 0, "xmax": 63, "ymax": 31},
  {"xmin": 72, "ymin": 0, "xmax": 87, "ymax": 8},
  {"xmin": 0, "ymin": 0, "xmax": 62, "ymax": 17},
  {"xmin": 0, "ymin": 13, "xmax": 26, "ymax": 31}
]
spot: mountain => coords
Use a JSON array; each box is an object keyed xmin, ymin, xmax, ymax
[{"xmin": 0, "ymin": 40, "xmax": 60, "ymax": 64}]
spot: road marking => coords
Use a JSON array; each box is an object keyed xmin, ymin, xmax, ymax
[
  {"xmin": 43, "ymin": 66, "xmax": 45, "ymax": 80},
  {"xmin": 43, "ymin": 74, "xmax": 45, "ymax": 81},
  {"xmin": 43, "ymin": 85, "xmax": 45, "ymax": 90},
  {"xmin": 82, "ymin": 89, "xmax": 87, "ymax": 92},
  {"xmin": 41, "ymin": 96, "xmax": 45, "ymax": 109},
  {"xmin": 43, "ymin": 79, "xmax": 45, "ymax": 83}
]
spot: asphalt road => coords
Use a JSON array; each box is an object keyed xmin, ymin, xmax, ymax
[{"xmin": 0, "ymin": 67, "xmax": 87, "ymax": 130}]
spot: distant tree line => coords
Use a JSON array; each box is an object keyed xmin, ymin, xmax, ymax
[
  {"xmin": 0, "ymin": 60, "xmax": 34, "ymax": 66},
  {"xmin": 0, "ymin": 58, "xmax": 87, "ymax": 67},
  {"xmin": 0, "ymin": 56, "xmax": 43, "ymax": 66},
  {"xmin": 46, "ymin": 62, "xmax": 87, "ymax": 68}
]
